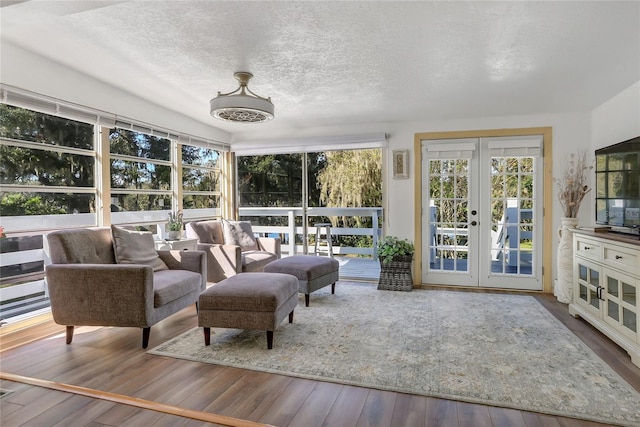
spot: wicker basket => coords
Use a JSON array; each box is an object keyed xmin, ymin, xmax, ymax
[{"xmin": 377, "ymin": 255, "xmax": 413, "ymax": 291}]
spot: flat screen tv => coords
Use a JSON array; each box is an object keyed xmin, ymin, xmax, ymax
[{"xmin": 595, "ymin": 136, "xmax": 640, "ymax": 235}]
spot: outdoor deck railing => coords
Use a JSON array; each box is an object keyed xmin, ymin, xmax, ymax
[{"xmin": 239, "ymin": 206, "xmax": 384, "ymax": 258}]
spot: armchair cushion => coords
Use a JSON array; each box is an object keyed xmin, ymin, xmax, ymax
[
  {"xmin": 153, "ymin": 269, "xmax": 203, "ymax": 307},
  {"xmin": 242, "ymin": 250, "xmax": 278, "ymax": 272},
  {"xmin": 111, "ymin": 225, "xmax": 168, "ymax": 272},
  {"xmin": 221, "ymin": 220, "xmax": 259, "ymax": 251},
  {"xmin": 47, "ymin": 227, "xmax": 115, "ymax": 264},
  {"xmin": 187, "ymin": 220, "xmax": 224, "ymax": 244}
]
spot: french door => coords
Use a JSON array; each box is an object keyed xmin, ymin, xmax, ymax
[{"xmin": 421, "ymin": 136, "xmax": 543, "ymax": 290}]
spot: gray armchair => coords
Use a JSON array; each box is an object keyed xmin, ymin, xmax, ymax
[
  {"xmin": 45, "ymin": 227, "xmax": 207, "ymax": 348},
  {"xmin": 186, "ymin": 220, "xmax": 280, "ymax": 283}
]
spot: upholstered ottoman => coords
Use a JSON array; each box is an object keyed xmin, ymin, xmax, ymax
[
  {"xmin": 264, "ymin": 255, "xmax": 339, "ymax": 307},
  {"xmin": 197, "ymin": 272, "xmax": 298, "ymax": 349}
]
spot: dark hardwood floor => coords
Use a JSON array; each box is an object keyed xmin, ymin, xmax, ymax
[{"xmin": 1, "ymin": 282, "xmax": 638, "ymax": 427}]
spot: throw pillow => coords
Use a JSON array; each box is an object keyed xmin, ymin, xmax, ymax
[
  {"xmin": 221, "ymin": 220, "xmax": 259, "ymax": 251},
  {"xmin": 188, "ymin": 220, "xmax": 224, "ymax": 244},
  {"xmin": 111, "ymin": 225, "xmax": 168, "ymax": 271}
]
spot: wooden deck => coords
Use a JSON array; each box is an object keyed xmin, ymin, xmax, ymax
[{"xmin": 336, "ymin": 256, "xmax": 380, "ymax": 282}]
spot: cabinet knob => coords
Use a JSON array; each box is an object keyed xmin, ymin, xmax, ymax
[
  {"xmin": 584, "ymin": 246, "xmax": 591, "ymax": 250},
  {"xmin": 615, "ymin": 255, "xmax": 623, "ymax": 260}
]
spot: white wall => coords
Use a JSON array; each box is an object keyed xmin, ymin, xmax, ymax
[{"xmin": 591, "ymin": 81, "xmax": 640, "ymax": 150}]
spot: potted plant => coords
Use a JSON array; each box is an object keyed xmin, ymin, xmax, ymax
[
  {"xmin": 378, "ymin": 235, "xmax": 414, "ymax": 264},
  {"xmin": 377, "ymin": 236, "xmax": 414, "ymax": 291},
  {"xmin": 166, "ymin": 210, "xmax": 183, "ymax": 240}
]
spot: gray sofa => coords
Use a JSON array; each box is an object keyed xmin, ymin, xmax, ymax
[
  {"xmin": 45, "ymin": 227, "xmax": 207, "ymax": 348},
  {"xmin": 185, "ymin": 219, "xmax": 280, "ymax": 283}
]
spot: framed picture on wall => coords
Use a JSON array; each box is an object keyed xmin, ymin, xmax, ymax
[{"xmin": 393, "ymin": 150, "xmax": 409, "ymax": 179}]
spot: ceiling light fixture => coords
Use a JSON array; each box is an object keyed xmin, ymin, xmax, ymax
[{"xmin": 209, "ymin": 72, "xmax": 274, "ymax": 123}]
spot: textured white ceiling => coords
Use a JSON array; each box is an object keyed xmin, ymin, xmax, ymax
[{"xmin": 1, "ymin": 1, "xmax": 639, "ymax": 138}]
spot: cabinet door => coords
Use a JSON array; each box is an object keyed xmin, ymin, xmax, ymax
[
  {"xmin": 575, "ymin": 257, "xmax": 602, "ymax": 317},
  {"xmin": 603, "ymin": 267, "xmax": 639, "ymax": 342}
]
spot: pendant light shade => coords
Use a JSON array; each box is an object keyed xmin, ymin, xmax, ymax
[{"xmin": 209, "ymin": 72, "xmax": 274, "ymax": 123}]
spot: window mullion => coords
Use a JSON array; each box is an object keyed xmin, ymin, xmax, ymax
[
  {"xmin": 172, "ymin": 139, "xmax": 182, "ymax": 213},
  {"xmin": 96, "ymin": 126, "xmax": 109, "ymax": 227},
  {"xmin": 1, "ymin": 184, "xmax": 96, "ymax": 193},
  {"xmin": 0, "ymin": 137, "xmax": 96, "ymax": 157},
  {"xmin": 110, "ymin": 153, "xmax": 171, "ymax": 167}
]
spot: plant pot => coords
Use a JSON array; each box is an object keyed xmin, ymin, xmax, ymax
[
  {"xmin": 378, "ymin": 255, "xmax": 413, "ymax": 291},
  {"xmin": 165, "ymin": 230, "xmax": 182, "ymax": 241}
]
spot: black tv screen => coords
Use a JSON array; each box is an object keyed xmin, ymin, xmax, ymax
[{"xmin": 595, "ymin": 136, "xmax": 640, "ymax": 230}]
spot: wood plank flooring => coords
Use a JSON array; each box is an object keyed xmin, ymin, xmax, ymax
[{"xmin": 1, "ymin": 283, "xmax": 639, "ymax": 427}]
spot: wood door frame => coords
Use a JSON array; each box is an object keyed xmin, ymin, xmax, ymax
[{"xmin": 413, "ymin": 127, "xmax": 553, "ymax": 293}]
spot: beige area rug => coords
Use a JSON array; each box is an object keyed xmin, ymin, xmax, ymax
[{"xmin": 149, "ymin": 282, "xmax": 640, "ymax": 427}]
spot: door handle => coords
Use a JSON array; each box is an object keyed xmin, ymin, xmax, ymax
[{"xmin": 471, "ymin": 221, "xmax": 478, "ymax": 226}]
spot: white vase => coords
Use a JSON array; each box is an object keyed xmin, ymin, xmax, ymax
[{"xmin": 555, "ymin": 217, "xmax": 579, "ymax": 304}]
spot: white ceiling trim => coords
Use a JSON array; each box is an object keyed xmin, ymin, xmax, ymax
[{"xmin": 232, "ymin": 133, "xmax": 388, "ymax": 156}]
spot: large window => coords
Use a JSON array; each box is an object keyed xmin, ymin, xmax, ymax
[
  {"xmin": 109, "ymin": 128, "xmax": 172, "ymax": 213},
  {"xmin": 0, "ymin": 104, "xmax": 96, "ymax": 219},
  {"xmin": 238, "ymin": 153, "xmax": 307, "ymax": 207},
  {"xmin": 237, "ymin": 149, "xmax": 382, "ymax": 255},
  {"xmin": 109, "ymin": 130, "xmax": 224, "ymax": 222},
  {"xmin": 182, "ymin": 145, "xmax": 221, "ymax": 212}
]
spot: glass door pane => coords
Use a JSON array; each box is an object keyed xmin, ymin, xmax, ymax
[
  {"xmin": 422, "ymin": 138, "xmax": 478, "ymax": 287},
  {"xmin": 428, "ymin": 159, "xmax": 470, "ymax": 273},
  {"xmin": 479, "ymin": 136, "xmax": 543, "ymax": 291},
  {"xmin": 488, "ymin": 157, "xmax": 535, "ymax": 275}
]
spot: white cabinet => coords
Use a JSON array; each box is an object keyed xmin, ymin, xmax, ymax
[{"xmin": 569, "ymin": 231, "xmax": 640, "ymax": 367}]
